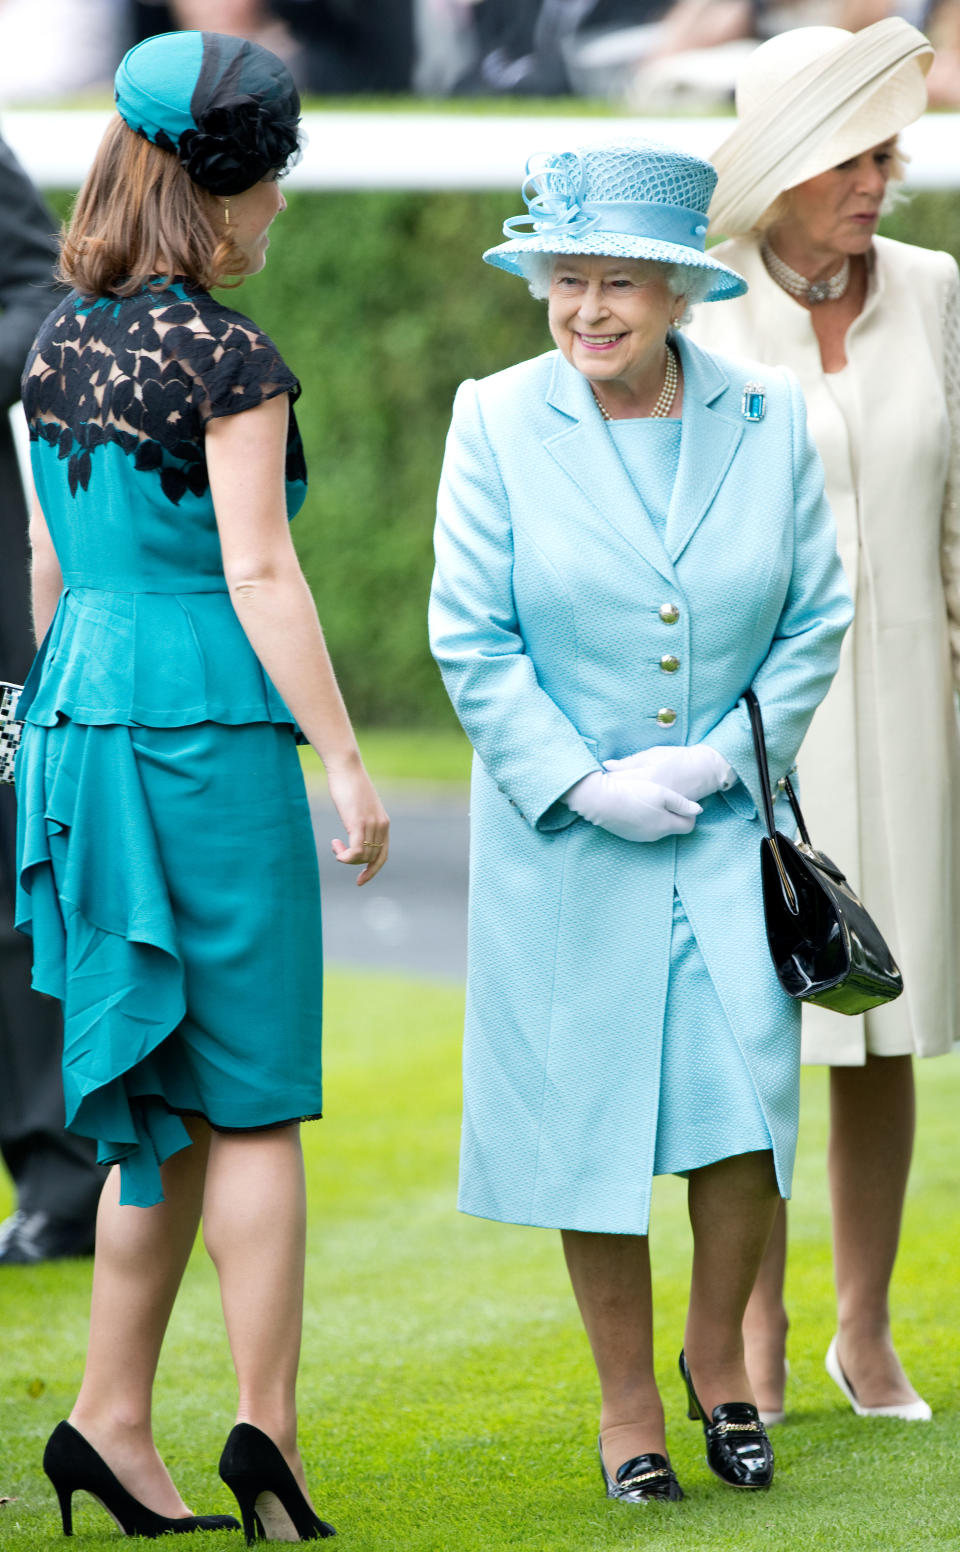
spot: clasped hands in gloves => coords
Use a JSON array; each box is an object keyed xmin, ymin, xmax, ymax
[{"xmin": 564, "ymin": 744, "xmax": 735, "ymax": 844}]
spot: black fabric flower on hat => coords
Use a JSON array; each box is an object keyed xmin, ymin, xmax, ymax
[
  {"xmin": 116, "ymin": 32, "xmax": 302, "ymax": 195},
  {"xmin": 177, "ymin": 98, "xmax": 301, "ymax": 196}
]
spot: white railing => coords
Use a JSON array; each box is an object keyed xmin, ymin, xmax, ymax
[{"xmin": 3, "ymin": 108, "xmax": 960, "ymax": 190}]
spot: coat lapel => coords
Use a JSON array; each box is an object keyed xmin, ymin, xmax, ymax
[
  {"xmin": 542, "ymin": 354, "xmax": 678, "ymax": 587},
  {"xmin": 541, "ymin": 341, "xmax": 746, "ymax": 580},
  {"xmin": 665, "ymin": 333, "xmax": 743, "ymax": 563}
]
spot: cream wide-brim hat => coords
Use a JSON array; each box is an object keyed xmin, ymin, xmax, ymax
[{"xmin": 708, "ymin": 16, "xmax": 933, "ymax": 237}]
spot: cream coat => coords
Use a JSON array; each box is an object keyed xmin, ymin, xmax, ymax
[{"xmin": 690, "ymin": 235, "xmax": 960, "ymax": 1063}]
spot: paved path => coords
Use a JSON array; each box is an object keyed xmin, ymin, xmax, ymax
[{"xmin": 308, "ymin": 785, "xmax": 469, "ymax": 980}]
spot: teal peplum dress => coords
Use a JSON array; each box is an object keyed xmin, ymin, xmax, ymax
[
  {"xmin": 607, "ymin": 417, "xmax": 772, "ymax": 1179},
  {"xmin": 15, "ymin": 280, "xmax": 324, "ymax": 1208}
]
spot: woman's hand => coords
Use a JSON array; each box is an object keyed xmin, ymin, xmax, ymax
[
  {"xmin": 564, "ymin": 768, "xmax": 701, "ymax": 842},
  {"xmin": 604, "ymin": 745, "xmax": 735, "ymax": 801},
  {"xmin": 327, "ymin": 760, "xmax": 390, "ymax": 887},
  {"xmin": 326, "ymin": 761, "xmax": 390, "ymax": 885}
]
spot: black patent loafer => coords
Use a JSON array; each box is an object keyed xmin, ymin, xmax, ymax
[
  {"xmin": 679, "ymin": 1350, "xmax": 774, "ymax": 1489},
  {"xmin": 598, "ymin": 1439, "xmax": 684, "ymax": 1503}
]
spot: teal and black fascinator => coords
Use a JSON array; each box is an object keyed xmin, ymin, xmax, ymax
[{"xmin": 114, "ymin": 30, "xmax": 301, "ymax": 196}]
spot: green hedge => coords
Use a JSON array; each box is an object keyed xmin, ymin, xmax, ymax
[
  {"xmin": 231, "ymin": 190, "xmax": 553, "ymax": 729},
  {"xmin": 48, "ymin": 186, "xmax": 960, "ymax": 728}
]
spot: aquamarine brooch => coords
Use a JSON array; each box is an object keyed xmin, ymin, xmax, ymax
[{"xmin": 742, "ymin": 382, "xmax": 765, "ymax": 421}]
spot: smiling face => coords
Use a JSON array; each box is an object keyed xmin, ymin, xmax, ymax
[
  {"xmin": 546, "ymin": 255, "xmax": 679, "ymax": 394},
  {"xmin": 224, "ymin": 176, "xmax": 287, "ymax": 273},
  {"xmin": 775, "ymin": 139, "xmax": 897, "ymax": 259}
]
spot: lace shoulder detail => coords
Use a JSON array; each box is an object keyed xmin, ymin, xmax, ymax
[
  {"xmin": 166, "ymin": 289, "xmax": 301, "ymax": 421},
  {"xmin": 21, "ymin": 284, "xmax": 305, "ymax": 506}
]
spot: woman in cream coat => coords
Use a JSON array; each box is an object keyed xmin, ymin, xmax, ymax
[{"xmin": 690, "ymin": 16, "xmax": 960, "ymax": 1425}]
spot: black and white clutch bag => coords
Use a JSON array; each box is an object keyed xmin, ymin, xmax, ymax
[{"xmin": 0, "ymin": 682, "xmax": 24, "ymax": 785}]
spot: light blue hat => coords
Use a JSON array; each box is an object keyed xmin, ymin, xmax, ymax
[{"xmin": 483, "ymin": 138, "xmax": 747, "ymax": 303}]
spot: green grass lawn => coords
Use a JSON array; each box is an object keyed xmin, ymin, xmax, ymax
[
  {"xmin": 1, "ymin": 972, "xmax": 957, "ymax": 1550},
  {"xmin": 300, "ymin": 726, "xmax": 473, "ymax": 788}
]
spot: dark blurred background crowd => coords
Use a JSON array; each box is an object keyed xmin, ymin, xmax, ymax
[{"xmin": 2, "ymin": 0, "xmax": 960, "ymax": 108}]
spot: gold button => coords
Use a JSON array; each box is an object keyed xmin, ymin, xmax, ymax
[
  {"xmin": 657, "ymin": 708, "xmax": 677, "ymax": 727},
  {"xmin": 659, "ymin": 602, "xmax": 680, "ymax": 624},
  {"xmin": 660, "ymin": 654, "xmax": 680, "ymax": 673}
]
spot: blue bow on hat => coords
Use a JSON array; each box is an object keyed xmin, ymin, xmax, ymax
[{"xmin": 484, "ymin": 139, "xmax": 747, "ymax": 303}]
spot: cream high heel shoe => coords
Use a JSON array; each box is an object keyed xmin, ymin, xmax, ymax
[{"xmin": 825, "ymin": 1335, "xmax": 932, "ymax": 1421}]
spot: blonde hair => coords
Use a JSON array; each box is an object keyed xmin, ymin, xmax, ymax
[
  {"xmin": 59, "ymin": 116, "xmax": 249, "ymax": 298},
  {"xmin": 750, "ymin": 137, "xmax": 907, "ymax": 238}
]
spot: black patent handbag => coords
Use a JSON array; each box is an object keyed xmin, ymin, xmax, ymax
[{"xmin": 744, "ymin": 689, "xmax": 903, "ymax": 1015}]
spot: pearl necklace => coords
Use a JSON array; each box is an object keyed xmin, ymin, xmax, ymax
[
  {"xmin": 591, "ymin": 342, "xmax": 679, "ymax": 422},
  {"xmin": 761, "ymin": 242, "xmax": 851, "ymax": 305}
]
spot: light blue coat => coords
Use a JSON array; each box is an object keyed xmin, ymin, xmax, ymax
[{"xmin": 429, "ymin": 332, "xmax": 853, "ymax": 1235}]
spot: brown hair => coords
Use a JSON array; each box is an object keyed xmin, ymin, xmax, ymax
[{"xmin": 59, "ymin": 116, "xmax": 249, "ymax": 298}]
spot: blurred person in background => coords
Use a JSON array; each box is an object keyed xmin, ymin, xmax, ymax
[
  {"xmin": 129, "ymin": 0, "xmax": 414, "ymax": 92},
  {"xmin": 555, "ymin": 0, "xmax": 960, "ymax": 109},
  {"xmin": 839, "ymin": 0, "xmax": 960, "ymax": 102},
  {"xmin": 267, "ymin": 0, "xmax": 416, "ymax": 92},
  {"xmin": 690, "ymin": 15, "xmax": 956, "ymax": 1425},
  {"xmin": 431, "ymin": 135, "xmax": 852, "ymax": 1505},
  {"xmin": 452, "ymin": 0, "xmax": 677, "ymax": 96},
  {"xmin": 129, "ymin": 0, "xmax": 294, "ymax": 57},
  {"xmin": 0, "ymin": 131, "xmax": 102, "ymax": 1265},
  {"xmin": 0, "ymin": 0, "xmax": 125, "ymax": 103},
  {"xmin": 573, "ymin": 0, "xmax": 754, "ymax": 106}
]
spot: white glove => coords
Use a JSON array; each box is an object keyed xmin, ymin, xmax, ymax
[
  {"xmin": 563, "ymin": 768, "xmax": 701, "ymax": 843},
  {"xmin": 603, "ymin": 744, "xmax": 735, "ymax": 802}
]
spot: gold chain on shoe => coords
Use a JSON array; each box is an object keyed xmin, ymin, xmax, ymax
[{"xmin": 619, "ymin": 1469, "xmax": 671, "ymax": 1488}]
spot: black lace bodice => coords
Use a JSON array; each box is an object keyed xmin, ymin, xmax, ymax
[{"xmin": 22, "ymin": 279, "xmax": 307, "ymax": 507}]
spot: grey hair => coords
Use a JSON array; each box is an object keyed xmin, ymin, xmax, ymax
[{"xmin": 523, "ymin": 252, "xmax": 715, "ymax": 327}]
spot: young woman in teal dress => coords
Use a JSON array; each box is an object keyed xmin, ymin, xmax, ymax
[{"xmin": 15, "ymin": 30, "xmax": 388, "ymax": 1542}]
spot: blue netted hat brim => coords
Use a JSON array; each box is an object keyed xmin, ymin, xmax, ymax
[
  {"xmin": 483, "ymin": 234, "xmax": 747, "ymax": 302},
  {"xmin": 484, "ymin": 139, "xmax": 748, "ymax": 301}
]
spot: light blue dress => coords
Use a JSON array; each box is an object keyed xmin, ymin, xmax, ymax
[
  {"xmin": 430, "ymin": 340, "xmax": 854, "ymax": 1236},
  {"xmin": 608, "ymin": 418, "xmax": 771, "ymax": 1177},
  {"xmin": 15, "ymin": 281, "xmax": 324, "ymax": 1208}
]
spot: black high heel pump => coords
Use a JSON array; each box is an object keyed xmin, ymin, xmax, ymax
[
  {"xmin": 218, "ymin": 1423, "xmax": 336, "ymax": 1544},
  {"xmin": 678, "ymin": 1350, "xmax": 774, "ymax": 1489},
  {"xmin": 43, "ymin": 1420, "xmax": 240, "ymax": 1537}
]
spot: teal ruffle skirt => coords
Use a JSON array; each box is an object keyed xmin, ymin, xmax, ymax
[{"xmin": 15, "ymin": 719, "xmax": 323, "ymax": 1208}]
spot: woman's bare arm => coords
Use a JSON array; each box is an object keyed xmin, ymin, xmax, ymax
[
  {"xmin": 29, "ymin": 493, "xmax": 63, "ymax": 643},
  {"xmin": 205, "ymin": 393, "xmax": 389, "ymax": 883}
]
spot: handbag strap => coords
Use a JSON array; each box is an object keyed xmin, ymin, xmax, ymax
[
  {"xmin": 743, "ymin": 688, "xmax": 778, "ymax": 840},
  {"xmin": 742, "ymin": 687, "xmax": 806, "ymax": 914},
  {"xmin": 742, "ymin": 688, "xmax": 813, "ymax": 845},
  {"xmin": 782, "ymin": 774, "xmax": 812, "ymax": 847}
]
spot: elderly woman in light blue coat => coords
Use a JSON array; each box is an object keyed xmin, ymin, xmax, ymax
[{"xmin": 429, "ymin": 139, "xmax": 852, "ymax": 1509}]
